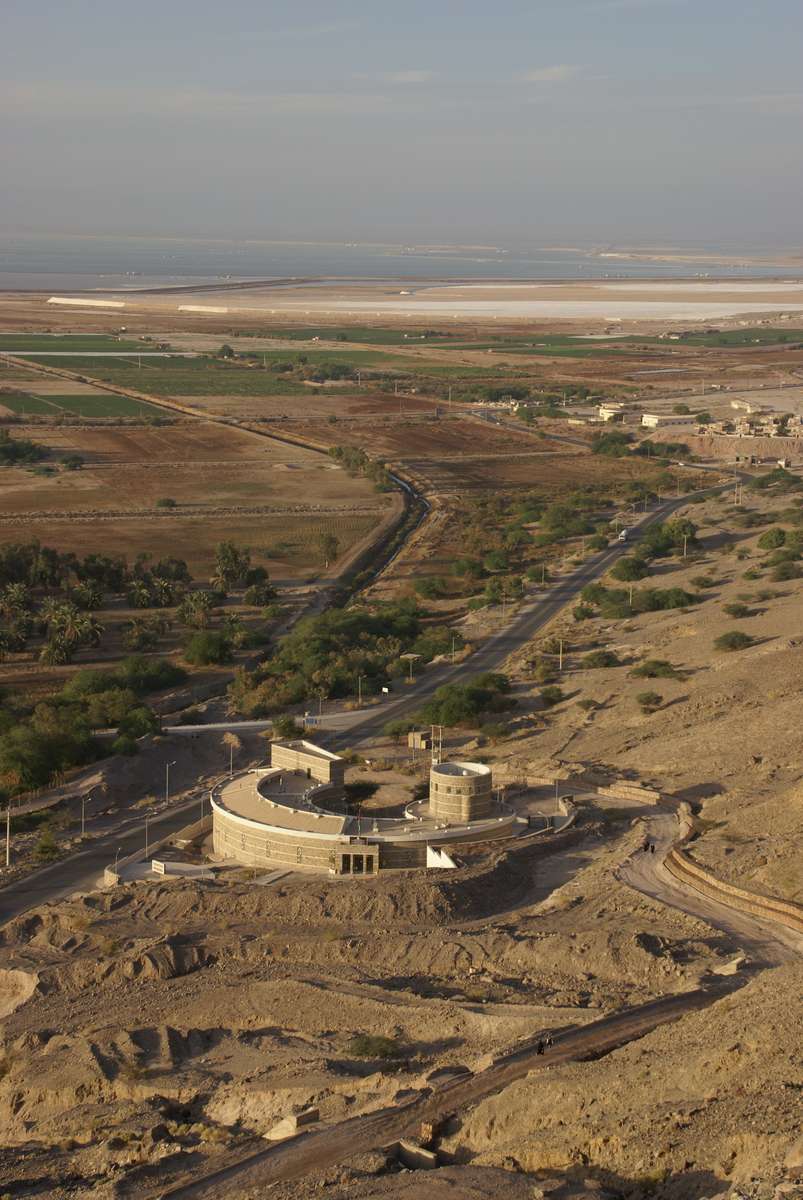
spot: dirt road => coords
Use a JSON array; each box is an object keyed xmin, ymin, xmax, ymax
[
  {"xmin": 618, "ymin": 810, "xmax": 803, "ymax": 966},
  {"xmin": 152, "ymin": 981, "xmax": 735, "ymax": 1199}
]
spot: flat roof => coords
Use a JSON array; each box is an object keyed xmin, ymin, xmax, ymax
[
  {"xmin": 273, "ymin": 739, "xmax": 342, "ymax": 762},
  {"xmin": 432, "ymin": 761, "xmax": 491, "ymax": 778}
]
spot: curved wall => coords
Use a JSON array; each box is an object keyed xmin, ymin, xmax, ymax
[{"xmin": 429, "ymin": 761, "xmax": 494, "ymax": 823}]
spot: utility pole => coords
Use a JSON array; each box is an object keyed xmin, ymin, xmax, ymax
[
  {"xmin": 229, "ymin": 742, "xmax": 234, "ymax": 779},
  {"xmin": 629, "ymin": 584, "xmax": 634, "ymax": 607},
  {"xmin": 5, "ymin": 806, "xmax": 10, "ymax": 868},
  {"xmin": 357, "ymin": 675, "xmax": 364, "ymax": 707},
  {"xmin": 81, "ymin": 794, "xmax": 86, "ymax": 839},
  {"xmin": 356, "ymin": 369, "xmax": 361, "ymax": 388},
  {"xmin": 683, "ymin": 534, "xmax": 688, "ymax": 559},
  {"xmin": 451, "ymin": 634, "xmax": 457, "ymax": 664},
  {"xmin": 145, "ymin": 811, "xmax": 150, "ymax": 859},
  {"xmin": 558, "ymin": 639, "xmax": 564, "ymax": 671}
]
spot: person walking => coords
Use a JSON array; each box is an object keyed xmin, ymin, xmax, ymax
[{"xmin": 650, "ymin": 841, "xmax": 656, "ymax": 855}]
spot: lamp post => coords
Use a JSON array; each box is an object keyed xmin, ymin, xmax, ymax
[{"xmin": 165, "ymin": 760, "xmax": 177, "ymax": 806}]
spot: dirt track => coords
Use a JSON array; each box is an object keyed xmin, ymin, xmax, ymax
[{"xmin": 153, "ymin": 982, "xmax": 735, "ymax": 1199}]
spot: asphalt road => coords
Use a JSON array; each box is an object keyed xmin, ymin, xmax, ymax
[
  {"xmin": 0, "ymin": 475, "xmax": 733, "ymax": 926},
  {"xmin": 324, "ymin": 479, "xmax": 732, "ymax": 746},
  {"xmin": 0, "ymin": 792, "xmax": 208, "ymax": 925}
]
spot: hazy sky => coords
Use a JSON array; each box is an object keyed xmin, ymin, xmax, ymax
[{"xmin": 3, "ymin": 0, "xmax": 802, "ymax": 247}]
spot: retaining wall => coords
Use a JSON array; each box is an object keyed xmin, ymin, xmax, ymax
[{"xmin": 665, "ymin": 846, "xmax": 803, "ymax": 935}]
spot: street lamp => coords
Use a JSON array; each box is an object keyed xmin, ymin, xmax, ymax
[
  {"xmin": 357, "ymin": 675, "xmax": 365, "ymax": 707},
  {"xmin": 165, "ymin": 760, "xmax": 177, "ymax": 806},
  {"xmin": 400, "ymin": 653, "xmax": 421, "ymax": 684}
]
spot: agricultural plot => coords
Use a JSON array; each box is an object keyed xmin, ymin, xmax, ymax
[
  {"xmin": 0, "ymin": 391, "xmax": 165, "ymax": 418},
  {"xmin": 0, "ymin": 512, "xmax": 382, "ymax": 579},
  {"xmin": 0, "ymin": 391, "xmax": 56, "ymax": 415},
  {"xmin": 0, "ymin": 423, "xmax": 391, "ymax": 575},
  {"xmin": 0, "ymin": 334, "xmax": 149, "ymax": 352}
]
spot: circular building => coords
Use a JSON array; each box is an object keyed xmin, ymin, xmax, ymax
[
  {"xmin": 209, "ymin": 741, "xmax": 516, "ymax": 877},
  {"xmin": 429, "ymin": 761, "xmax": 494, "ymax": 823}
]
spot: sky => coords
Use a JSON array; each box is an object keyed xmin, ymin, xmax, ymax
[{"xmin": 2, "ymin": 0, "xmax": 803, "ymax": 248}]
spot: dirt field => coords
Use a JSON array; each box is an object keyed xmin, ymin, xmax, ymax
[{"xmin": 0, "ymin": 423, "xmax": 390, "ymax": 574}]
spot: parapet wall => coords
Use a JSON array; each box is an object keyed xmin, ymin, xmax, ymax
[{"xmin": 269, "ymin": 741, "xmax": 345, "ymax": 787}]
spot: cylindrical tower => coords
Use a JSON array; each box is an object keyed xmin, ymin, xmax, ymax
[{"xmin": 429, "ymin": 761, "xmax": 494, "ymax": 823}]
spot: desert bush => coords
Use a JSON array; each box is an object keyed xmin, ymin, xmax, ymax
[
  {"xmin": 611, "ymin": 556, "xmax": 650, "ymax": 582},
  {"xmin": 583, "ymin": 650, "xmax": 620, "ymax": 669},
  {"xmin": 630, "ymin": 659, "xmax": 681, "ymax": 679},
  {"xmin": 714, "ymin": 630, "xmax": 754, "ymax": 651},
  {"xmin": 723, "ymin": 602, "xmax": 752, "ymax": 618},
  {"xmin": 347, "ymin": 1034, "xmax": 402, "ymax": 1059},
  {"xmin": 540, "ymin": 685, "xmax": 564, "ymax": 707},
  {"xmin": 636, "ymin": 690, "xmax": 663, "ymax": 712}
]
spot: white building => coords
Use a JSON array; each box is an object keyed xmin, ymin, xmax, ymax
[
  {"xmin": 599, "ymin": 402, "xmax": 625, "ymax": 422},
  {"xmin": 641, "ymin": 413, "xmax": 695, "ymax": 429}
]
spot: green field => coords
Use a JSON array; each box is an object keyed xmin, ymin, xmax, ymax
[
  {"xmin": 0, "ymin": 391, "xmax": 166, "ymax": 418},
  {"xmin": 0, "ymin": 334, "xmax": 149, "ymax": 352},
  {"xmin": 0, "ymin": 391, "xmax": 56, "ymax": 415},
  {"xmin": 17, "ymin": 351, "xmax": 490, "ymax": 394}
]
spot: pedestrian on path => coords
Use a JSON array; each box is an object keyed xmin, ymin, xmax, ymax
[{"xmin": 650, "ymin": 842, "xmax": 656, "ymax": 855}]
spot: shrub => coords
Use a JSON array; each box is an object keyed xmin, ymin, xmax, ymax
[
  {"xmin": 573, "ymin": 603, "xmax": 594, "ymax": 622},
  {"xmin": 636, "ymin": 690, "xmax": 663, "ymax": 712},
  {"xmin": 184, "ymin": 631, "xmax": 233, "ymax": 666},
  {"xmin": 587, "ymin": 534, "xmax": 609, "ymax": 551},
  {"xmin": 771, "ymin": 561, "xmax": 802, "ymax": 582},
  {"xmin": 583, "ymin": 650, "xmax": 620, "ymax": 669},
  {"xmin": 413, "ymin": 577, "xmax": 446, "ymax": 599},
  {"xmin": 714, "ymin": 630, "xmax": 754, "ymax": 652},
  {"xmin": 244, "ymin": 582, "xmax": 277, "ymax": 606},
  {"xmin": 483, "ymin": 550, "xmax": 509, "ymax": 573},
  {"xmin": 347, "ymin": 1034, "xmax": 401, "ymax": 1059},
  {"xmin": 577, "ymin": 698, "xmax": 597, "ymax": 711},
  {"xmin": 111, "ymin": 735, "xmax": 139, "ymax": 756},
  {"xmin": 611, "ymin": 556, "xmax": 650, "ymax": 582},
  {"xmin": 540, "ymin": 685, "xmax": 564, "ymax": 707},
  {"xmin": 630, "ymin": 659, "xmax": 681, "ymax": 679},
  {"xmin": 757, "ymin": 528, "xmax": 786, "ymax": 550},
  {"xmin": 62, "ymin": 454, "xmax": 84, "ymax": 470},
  {"xmin": 723, "ymin": 602, "xmax": 752, "ymax": 618},
  {"xmin": 590, "ymin": 430, "xmax": 632, "ymax": 457},
  {"xmin": 272, "ymin": 714, "xmax": 302, "ymax": 739},
  {"xmin": 117, "ymin": 705, "xmax": 159, "ymax": 739},
  {"xmin": 33, "ymin": 829, "xmax": 61, "ymax": 861},
  {"xmin": 155, "ymin": 497, "xmax": 177, "ymax": 509}
]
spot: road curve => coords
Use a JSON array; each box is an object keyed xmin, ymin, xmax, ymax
[
  {"xmin": 152, "ymin": 979, "xmax": 736, "ymax": 1199},
  {"xmin": 618, "ymin": 810, "xmax": 803, "ymax": 966}
]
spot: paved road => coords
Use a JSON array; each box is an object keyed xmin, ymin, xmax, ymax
[
  {"xmin": 0, "ymin": 793, "xmax": 208, "ymax": 925},
  {"xmin": 0, "ymin": 476, "xmax": 733, "ymax": 925},
  {"xmin": 153, "ymin": 979, "xmax": 735, "ymax": 1199},
  {"xmin": 321, "ymin": 479, "xmax": 733, "ymax": 746}
]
